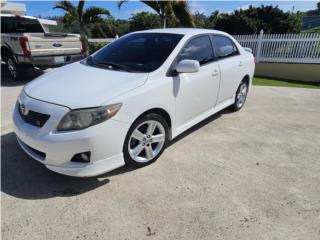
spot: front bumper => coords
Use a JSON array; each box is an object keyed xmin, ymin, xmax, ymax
[
  {"xmin": 16, "ymin": 54, "xmax": 85, "ymax": 68},
  {"xmin": 13, "ymin": 92, "xmax": 130, "ymax": 177}
]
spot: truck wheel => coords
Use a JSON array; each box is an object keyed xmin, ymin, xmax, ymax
[{"xmin": 7, "ymin": 56, "xmax": 26, "ymax": 81}]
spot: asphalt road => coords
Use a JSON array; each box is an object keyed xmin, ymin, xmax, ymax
[{"xmin": 1, "ymin": 64, "xmax": 320, "ymax": 240}]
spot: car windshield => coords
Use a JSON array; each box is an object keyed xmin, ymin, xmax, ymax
[{"xmin": 86, "ymin": 33, "xmax": 183, "ymax": 73}]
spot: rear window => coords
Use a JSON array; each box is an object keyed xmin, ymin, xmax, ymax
[{"xmin": 1, "ymin": 16, "xmax": 44, "ymax": 33}]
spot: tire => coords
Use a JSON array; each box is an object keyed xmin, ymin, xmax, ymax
[
  {"xmin": 230, "ymin": 80, "xmax": 248, "ymax": 111},
  {"xmin": 6, "ymin": 55, "xmax": 27, "ymax": 81},
  {"xmin": 123, "ymin": 113, "xmax": 169, "ymax": 167}
]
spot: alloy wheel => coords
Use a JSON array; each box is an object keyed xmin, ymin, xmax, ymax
[
  {"xmin": 128, "ymin": 120, "xmax": 166, "ymax": 163},
  {"xmin": 7, "ymin": 58, "xmax": 17, "ymax": 79},
  {"xmin": 236, "ymin": 83, "xmax": 247, "ymax": 108}
]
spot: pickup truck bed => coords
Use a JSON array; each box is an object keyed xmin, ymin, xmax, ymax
[{"xmin": 1, "ymin": 14, "xmax": 85, "ymax": 80}]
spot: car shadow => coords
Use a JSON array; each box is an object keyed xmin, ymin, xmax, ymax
[
  {"xmin": 1, "ymin": 62, "xmax": 45, "ymax": 86},
  {"xmin": 1, "ymin": 108, "xmax": 229, "ymax": 200},
  {"xmin": 1, "ymin": 132, "xmax": 110, "ymax": 199}
]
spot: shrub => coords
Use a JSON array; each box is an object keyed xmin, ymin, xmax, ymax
[{"xmin": 88, "ymin": 42, "xmax": 108, "ymax": 54}]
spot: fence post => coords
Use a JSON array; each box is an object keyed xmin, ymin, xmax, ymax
[{"xmin": 256, "ymin": 29, "xmax": 264, "ymax": 63}]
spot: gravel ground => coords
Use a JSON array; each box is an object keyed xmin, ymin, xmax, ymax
[{"xmin": 1, "ymin": 64, "xmax": 320, "ymax": 240}]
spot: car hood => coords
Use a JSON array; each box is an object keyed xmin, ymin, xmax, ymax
[{"xmin": 24, "ymin": 62, "xmax": 148, "ymax": 109}]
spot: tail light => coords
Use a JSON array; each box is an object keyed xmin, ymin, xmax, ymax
[
  {"xmin": 19, "ymin": 36, "xmax": 31, "ymax": 56},
  {"xmin": 79, "ymin": 37, "xmax": 86, "ymax": 53}
]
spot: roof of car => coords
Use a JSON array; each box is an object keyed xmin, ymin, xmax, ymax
[{"xmin": 139, "ymin": 28, "xmax": 227, "ymax": 36}]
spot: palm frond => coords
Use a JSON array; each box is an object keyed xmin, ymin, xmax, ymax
[
  {"xmin": 78, "ymin": 0, "xmax": 85, "ymax": 18},
  {"xmin": 117, "ymin": 0, "xmax": 128, "ymax": 9},
  {"xmin": 172, "ymin": 0, "xmax": 194, "ymax": 27},
  {"xmin": 53, "ymin": 1, "xmax": 76, "ymax": 16},
  {"xmin": 82, "ymin": 7, "xmax": 110, "ymax": 24}
]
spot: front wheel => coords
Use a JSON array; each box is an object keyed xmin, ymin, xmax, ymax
[
  {"xmin": 230, "ymin": 80, "xmax": 248, "ymax": 111},
  {"xmin": 123, "ymin": 113, "xmax": 169, "ymax": 167}
]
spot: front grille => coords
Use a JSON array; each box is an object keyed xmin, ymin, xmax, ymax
[{"xmin": 18, "ymin": 103, "xmax": 50, "ymax": 127}]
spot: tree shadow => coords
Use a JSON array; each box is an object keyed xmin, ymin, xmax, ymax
[{"xmin": 1, "ymin": 63, "xmax": 45, "ymax": 87}]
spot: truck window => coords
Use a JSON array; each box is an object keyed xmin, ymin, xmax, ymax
[{"xmin": 1, "ymin": 16, "xmax": 44, "ymax": 33}]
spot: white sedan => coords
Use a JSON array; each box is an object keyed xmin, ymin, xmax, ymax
[{"xmin": 13, "ymin": 28, "xmax": 255, "ymax": 177}]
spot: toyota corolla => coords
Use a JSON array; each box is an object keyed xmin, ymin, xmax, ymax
[{"xmin": 13, "ymin": 28, "xmax": 255, "ymax": 177}]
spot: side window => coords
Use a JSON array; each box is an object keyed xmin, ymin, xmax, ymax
[
  {"xmin": 213, "ymin": 35, "xmax": 239, "ymax": 59},
  {"xmin": 177, "ymin": 35, "xmax": 214, "ymax": 65}
]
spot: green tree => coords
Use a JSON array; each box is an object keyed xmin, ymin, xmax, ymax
[
  {"xmin": 118, "ymin": 0, "xmax": 194, "ymax": 28},
  {"xmin": 193, "ymin": 12, "xmax": 210, "ymax": 28},
  {"xmin": 211, "ymin": 5, "xmax": 302, "ymax": 34},
  {"xmin": 215, "ymin": 12, "xmax": 257, "ymax": 34},
  {"xmin": 129, "ymin": 12, "xmax": 161, "ymax": 32},
  {"xmin": 53, "ymin": 0, "xmax": 110, "ymax": 54}
]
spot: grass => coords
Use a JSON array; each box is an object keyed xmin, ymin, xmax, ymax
[
  {"xmin": 253, "ymin": 77, "xmax": 320, "ymax": 89},
  {"xmin": 302, "ymin": 26, "xmax": 320, "ymax": 33}
]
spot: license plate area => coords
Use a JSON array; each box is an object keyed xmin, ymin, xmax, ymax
[{"xmin": 54, "ymin": 56, "xmax": 65, "ymax": 64}]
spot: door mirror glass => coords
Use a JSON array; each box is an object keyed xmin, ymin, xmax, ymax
[{"xmin": 175, "ymin": 59, "xmax": 200, "ymax": 73}]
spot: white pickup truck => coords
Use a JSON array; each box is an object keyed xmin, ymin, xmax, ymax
[{"xmin": 1, "ymin": 14, "xmax": 85, "ymax": 80}]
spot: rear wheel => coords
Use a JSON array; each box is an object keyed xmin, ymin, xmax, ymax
[
  {"xmin": 6, "ymin": 55, "xmax": 27, "ymax": 81},
  {"xmin": 123, "ymin": 113, "xmax": 169, "ymax": 167},
  {"xmin": 230, "ymin": 80, "xmax": 248, "ymax": 111}
]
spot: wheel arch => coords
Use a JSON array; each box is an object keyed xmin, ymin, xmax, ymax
[
  {"xmin": 242, "ymin": 74, "xmax": 250, "ymax": 91},
  {"xmin": 1, "ymin": 44, "xmax": 15, "ymax": 62},
  {"xmin": 134, "ymin": 107, "xmax": 172, "ymax": 139}
]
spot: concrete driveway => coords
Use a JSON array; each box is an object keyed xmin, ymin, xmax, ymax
[{"xmin": 1, "ymin": 64, "xmax": 320, "ymax": 240}]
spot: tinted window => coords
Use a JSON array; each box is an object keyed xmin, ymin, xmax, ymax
[
  {"xmin": 213, "ymin": 35, "xmax": 239, "ymax": 59},
  {"xmin": 1, "ymin": 16, "xmax": 44, "ymax": 33},
  {"xmin": 177, "ymin": 35, "xmax": 214, "ymax": 65},
  {"xmin": 89, "ymin": 33, "xmax": 183, "ymax": 73}
]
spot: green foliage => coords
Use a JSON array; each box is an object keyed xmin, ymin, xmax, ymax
[
  {"xmin": 211, "ymin": 5, "xmax": 302, "ymax": 34},
  {"xmin": 88, "ymin": 42, "xmax": 108, "ymax": 54},
  {"xmin": 193, "ymin": 12, "xmax": 210, "ymax": 28},
  {"xmin": 53, "ymin": 1, "xmax": 110, "ymax": 37},
  {"xmin": 215, "ymin": 12, "xmax": 257, "ymax": 34},
  {"xmin": 129, "ymin": 12, "xmax": 160, "ymax": 32},
  {"xmin": 118, "ymin": 0, "xmax": 194, "ymax": 28}
]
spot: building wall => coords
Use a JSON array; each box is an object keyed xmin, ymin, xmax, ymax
[{"xmin": 255, "ymin": 63, "xmax": 320, "ymax": 83}]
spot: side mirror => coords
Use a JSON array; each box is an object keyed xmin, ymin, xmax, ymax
[{"xmin": 175, "ymin": 59, "xmax": 200, "ymax": 74}]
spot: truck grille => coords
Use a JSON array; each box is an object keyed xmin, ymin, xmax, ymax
[{"xmin": 18, "ymin": 103, "xmax": 50, "ymax": 127}]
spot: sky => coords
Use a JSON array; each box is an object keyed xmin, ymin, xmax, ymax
[{"xmin": 9, "ymin": 0, "xmax": 320, "ymax": 19}]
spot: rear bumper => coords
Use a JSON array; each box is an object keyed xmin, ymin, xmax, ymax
[{"xmin": 16, "ymin": 54, "xmax": 85, "ymax": 67}]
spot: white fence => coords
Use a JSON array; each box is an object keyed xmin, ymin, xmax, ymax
[{"xmin": 234, "ymin": 30, "xmax": 320, "ymax": 64}]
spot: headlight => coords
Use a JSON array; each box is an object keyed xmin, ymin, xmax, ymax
[{"xmin": 57, "ymin": 103, "xmax": 122, "ymax": 131}]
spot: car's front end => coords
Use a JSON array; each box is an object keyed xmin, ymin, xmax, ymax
[{"xmin": 13, "ymin": 90, "xmax": 130, "ymax": 177}]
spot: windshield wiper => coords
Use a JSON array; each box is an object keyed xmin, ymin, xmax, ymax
[{"xmin": 94, "ymin": 59, "xmax": 133, "ymax": 72}]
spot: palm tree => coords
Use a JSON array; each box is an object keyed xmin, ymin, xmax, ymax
[
  {"xmin": 118, "ymin": 0, "xmax": 194, "ymax": 28},
  {"xmin": 53, "ymin": 0, "xmax": 110, "ymax": 54}
]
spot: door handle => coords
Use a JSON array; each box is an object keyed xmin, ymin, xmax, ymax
[{"xmin": 212, "ymin": 69, "xmax": 219, "ymax": 77}]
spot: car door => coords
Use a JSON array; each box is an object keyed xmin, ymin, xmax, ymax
[
  {"xmin": 213, "ymin": 35, "xmax": 245, "ymax": 104},
  {"xmin": 173, "ymin": 35, "xmax": 220, "ymax": 129}
]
